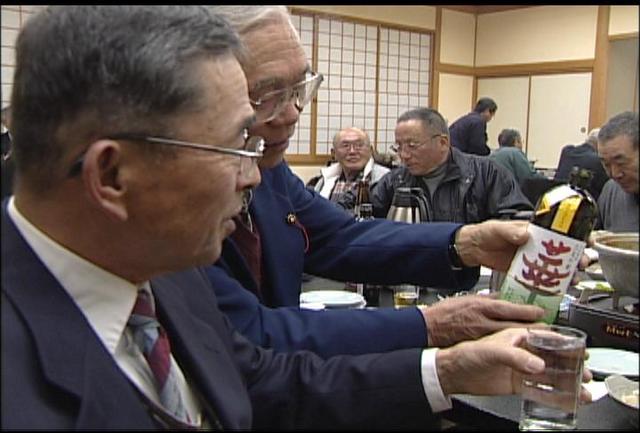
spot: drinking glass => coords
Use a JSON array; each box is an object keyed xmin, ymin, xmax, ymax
[
  {"xmin": 519, "ymin": 325, "xmax": 587, "ymax": 431},
  {"xmin": 393, "ymin": 284, "xmax": 420, "ymax": 308}
]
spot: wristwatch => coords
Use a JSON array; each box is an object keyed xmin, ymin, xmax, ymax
[{"xmin": 448, "ymin": 229, "xmax": 464, "ymax": 270}]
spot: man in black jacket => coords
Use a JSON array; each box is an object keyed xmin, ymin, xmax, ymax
[
  {"xmin": 553, "ymin": 128, "xmax": 610, "ymax": 201},
  {"xmin": 449, "ymin": 97, "xmax": 497, "ymax": 156},
  {"xmin": 371, "ymin": 107, "xmax": 532, "ymax": 224}
]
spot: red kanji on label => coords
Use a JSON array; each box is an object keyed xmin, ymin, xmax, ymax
[{"xmin": 520, "ymin": 237, "xmax": 572, "ymax": 289}]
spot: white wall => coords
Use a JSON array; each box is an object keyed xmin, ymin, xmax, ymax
[
  {"xmin": 438, "ymin": 73, "xmax": 474, "ymax": 127},
  {"xmin": 476, "ymin": 6, "xmax": 598, "ymax": 66},
  {"xmin": 606, "ymin": 37, "xmax": 639, "ymax": 119},
  {"xmin": 477, "ymin": 77, "xmax": 530, "ymax": 151},
  {"xmin": 440, "ymin": 9, "xmax": 475, "ymax": 66},
  {"xmin": 609, "ymin": 5, "xmax": 639, "ymax": 36}
]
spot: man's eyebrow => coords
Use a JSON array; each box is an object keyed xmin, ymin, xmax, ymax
[
  {"xmin": 250, "ymin": 66, "xmax": 312, "ymax": 96},
  {"xmin": 250, "ymin": 78, "xmax": 282, "ymax": 96}
]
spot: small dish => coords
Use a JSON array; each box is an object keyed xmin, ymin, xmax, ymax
[
  {"xmin": 300, "ymin": 290, "xmax": 366, "ymax": 309},
  {"xmin": 605, "ymin": 374, "xmax": 639, "ymax": 409},
  {"xmin": 584, "ymin": 262, "xmax": 605, "ymax": 281}
]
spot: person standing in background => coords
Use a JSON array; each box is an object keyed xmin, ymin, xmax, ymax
[
  {"xmin": 554, "ymin": 128, "xmax": 610, "ymax": 201},
  {"xmin": 596, "ymin": 111, "xmax": 639, "ymax": 232},
  {"xmin": 489, "ymin": 128, "xmax": 544, "ymax": 186},
  {"xmin": 449, "ymin": 97, "xmax": 497, "ymax": 156}
]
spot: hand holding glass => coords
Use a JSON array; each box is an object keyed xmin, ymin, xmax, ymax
[{"xmin": 519, "ymin": 325, "xmax": 587, "ymax": 431}]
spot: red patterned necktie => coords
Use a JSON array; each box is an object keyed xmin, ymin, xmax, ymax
[{"xmin": 128, "ymin": 290, "xmax": 193, "ymax": 425}]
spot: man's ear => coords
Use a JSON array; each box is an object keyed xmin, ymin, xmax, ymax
[{"xmin": 81, "ymin": 139, "xmax": 128, "ymax": 221}]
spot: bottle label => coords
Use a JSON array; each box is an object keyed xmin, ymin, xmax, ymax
[
  {"xmin": 537, "ymin": 185, "xmax": 578, "ymax": 214},
  {"xmin": 551, "ymin": 196, "xmax": 582, "ymax": 233},
  {"xmin": 499, "ymin": 224, "xmax": 585, "ymax": 324}
]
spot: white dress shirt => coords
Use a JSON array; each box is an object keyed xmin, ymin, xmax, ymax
[{"xmin": 7, "ymin": 197, "xmax": 203, "ymax": 425}]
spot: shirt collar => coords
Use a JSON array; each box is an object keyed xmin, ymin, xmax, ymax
[{"xmin": 7, "ymin": 197, "xmax": 140, "ymax": 355}]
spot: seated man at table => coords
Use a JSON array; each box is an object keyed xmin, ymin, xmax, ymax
[
  {"xmin": 371, "ymin": 107, "xmax": 532, "ymax": 223},
  {"xmin": 310, "ymin": 126, "xmax": 389, "ymax": 213},
  {"xmin": 596, "ymin": 111, "xmax": 639, "ymax": 232},
  {"xmin": 205, "ymin": 5, "xmax": 547, "ymax": 359},
  {"xmin": 489, "ymin": 128, "xmax": 544, "ymax": 186}
]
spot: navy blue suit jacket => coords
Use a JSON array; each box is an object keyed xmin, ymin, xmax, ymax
[
  {"xmin": 1, "ymin": 203, "xmax": 438, "ymax": 429},
  {"xmin": 208, "ymin": 162, "xmax": 478, "ymax": 357}
]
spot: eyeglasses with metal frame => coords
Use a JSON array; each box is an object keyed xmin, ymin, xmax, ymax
[
  {"xmin": 250, "ymin": 71, "xmax": 324, "ymax": 123},
  {"xmin": 68, "ymin": 129, "xmax": 264, "ymax": 177},
  {"xmin": 391, "ymin": 134, "xmax": 443, "ymax": 153}
]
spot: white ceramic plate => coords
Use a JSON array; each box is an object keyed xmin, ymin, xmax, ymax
[
  {"xmin": 586, "ymin": 348, "xmax": 639, "ymax": 378},
  {"xmin": 300, "ymin": 290, "xmax": 365, "ymax": 308}
]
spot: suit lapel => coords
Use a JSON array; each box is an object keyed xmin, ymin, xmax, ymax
[
  {"xmin": 250, "ymin": 168, "xmax": 306, "ymax": 306},
  {"xmin": 1, "ymin": 209, "xmax": 155, "ymax": 428}
]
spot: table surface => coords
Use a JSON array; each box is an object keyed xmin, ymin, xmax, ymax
[{"xmin": 301, "ymin": 274, "xmax": 639, "ymax": 431}]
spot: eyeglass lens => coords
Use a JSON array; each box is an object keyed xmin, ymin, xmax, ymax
[{"xmin": 255, "ymin": 74, "xmax": 322, "ymax": 122}]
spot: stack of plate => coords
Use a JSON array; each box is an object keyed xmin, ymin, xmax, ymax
[{"xmin": 300, "ymin": 290, "xmax": 366, "ymax": 309}]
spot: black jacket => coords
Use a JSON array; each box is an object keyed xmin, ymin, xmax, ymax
[
  {"xmin": 371, "ymin": 147, "xmax": 533, "ymax": 223},
  {"xmin": 449, "ymin": 112, "xmax": 490, "ymax": 156},
  {"xmin": 553, "ymin": 142, "xmax": 609, "ymax": 201}
]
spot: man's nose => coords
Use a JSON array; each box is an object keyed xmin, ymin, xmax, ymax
[
  {"xmin": 270, "ymin": 98, "xmax": 300, "ymax": 127},
  {"xmin": 241, "ymin": 162, "xmax": 261, "ymax": 189}
]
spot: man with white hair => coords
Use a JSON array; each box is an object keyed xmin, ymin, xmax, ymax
[
  {"xmin": 312, "ymin": 126, "xmax": 389, "ymax": 212},
  {"xmin": 554, "ymin": 127, "xmax": 610, "ymax": 200}
]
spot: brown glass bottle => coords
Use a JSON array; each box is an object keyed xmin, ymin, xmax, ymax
[
  {"xmin": 530, "ymin": 166, "xmax": 598, "ymax": 242},
  {"xmin": 499, "ymin": 166, "xmax": 598, "ymax": 324},
  {"xmin": 355, "ymin": 203, "xmax": 380, "ymax": 306},
  {"xmin": 354, "ymin": 179, "xmax": 371, "ymax": 219}
]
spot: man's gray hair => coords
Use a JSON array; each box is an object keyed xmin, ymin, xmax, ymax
[
  {"xmin": 397, "ymin": 107, "xmax": 449, "ymax": 137},
  {"xmin": 598, "ymin": 111, "xmax": 639, "ymax": 150},
  {"xmin": 586, "ymin": 128, "xmax": 600, "ymax": 147},
  {"xmin": 210, "ymin": 6, "xmax": 295, "ymax": 37},
  {"xmin": 332, "ymin": 127, "xmax": 370, "ymax": 149}
]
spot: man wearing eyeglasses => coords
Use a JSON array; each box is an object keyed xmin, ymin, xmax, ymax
[
  {"xmin": 371, "ymin": 107, "xmax": 532, "ymax": 224},
  {"xmin": 206, "ymin": 7, "xmax": 551, "ymax": 354},
  {"xmin": 311, "ymin": 126, "xmax": 389, "ymax": 212}
]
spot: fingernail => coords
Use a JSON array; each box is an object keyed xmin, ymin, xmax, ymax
[{"xmin": 525, "ymin": 356, "xmax": 545, "ymax": 373}]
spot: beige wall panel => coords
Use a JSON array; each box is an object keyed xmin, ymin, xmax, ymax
[
  {"xmin": 477, "ymin": 77, "xmax": 529, "ymax": 151},
  {"xmin": 440, "ymin": 9, "xmax": 475, "ymax": 66},
  {"xmin": 609, "ymin": 5, "xmax": 639, "ymax": 36},
  {"xmin": 475, "ymin": 6, "xmax": 598, "ymax": 66},
  {"xmin": 289, "ymin": 164, "xmax": 323, "ymax": 184},
  {"xmin": 293, "ymin": 5, "xmax": 435, "ymax": 30},
  {"xmin": 528, "ymin": 73, "xmax": 592, "ymax": 169},
  {"xmin": 438, "ymin": 73, "xmax": 474, "ymax": 127},
  {"xmin": 606, "ymin": 37, "xmax": 639, "ymax": 119}
]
